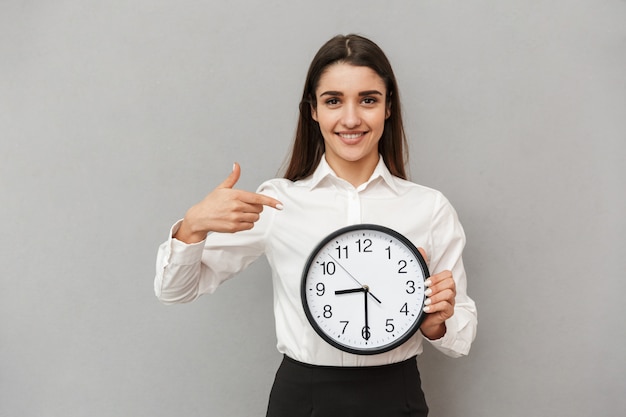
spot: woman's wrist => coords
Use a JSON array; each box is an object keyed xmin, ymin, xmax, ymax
[
  {"xmin": 421, "ymin": 322, "xmax": 447, "ymax": 340},
  {"xmin": 173, "ymin": 218, "xmax": 208, "ymax": 244}
]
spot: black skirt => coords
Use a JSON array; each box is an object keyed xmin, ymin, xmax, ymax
[{"xmin": 266, "ymin": 355, "xmax": 428, "ymax": 417}]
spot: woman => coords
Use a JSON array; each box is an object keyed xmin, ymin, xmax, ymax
[{"xmin": 155, "ymin": 34, "xmax": 477, "ymax": 417}]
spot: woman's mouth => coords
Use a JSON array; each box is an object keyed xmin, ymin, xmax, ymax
[
  {"xmin": 339, "ymin": 132, "xmax": 364, "ymax": 139},
  {"xmin": 337, "ymin": 132, "xmax": 367, "ymax": 144}
]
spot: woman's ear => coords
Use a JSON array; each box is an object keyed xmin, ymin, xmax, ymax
[
  {"xmin": 311, "ymin": 103, "xmax": 318, "ymax": 122},
  {"xmin": 386, "ymin": 92, "xmax": 392, "ymax": 119}
]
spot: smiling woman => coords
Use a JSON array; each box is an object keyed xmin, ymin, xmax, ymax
[
  {"xmin": 311, "ymin": 64, "xmax": 391, "ymax": 186},
  {"xmin": 284, "ymin": 34, "xmax": 409, "ymax": 183},
  {"xmin": 155, "ymin": 34, "xmax": 477, "ymax": 417}
]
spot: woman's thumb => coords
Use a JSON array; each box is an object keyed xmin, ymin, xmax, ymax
[{"xmin": 218, "ymin": 162, "xmax": 241, "ymax": 189}]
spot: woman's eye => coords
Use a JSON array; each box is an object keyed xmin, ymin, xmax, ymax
[
  {"xmin": 362, "ymin": 97, "xmax": 378, "ymax": 105},
  {"xmin": 325, "ymin": 98, "xmax": 340, "ymax": 106}
]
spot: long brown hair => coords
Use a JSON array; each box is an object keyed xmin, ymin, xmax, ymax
[{"xmin": 283, "ymin": 34, "xmax": 409, "ymax": 181}]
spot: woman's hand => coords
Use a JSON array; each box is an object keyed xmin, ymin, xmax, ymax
[
  {"xmin": 418, "ymin": 248, "xmax": 456, "ymax": 340},
  {"xmin": 173, "ymin": 163, "xmax": 283, "ymax": 244}
]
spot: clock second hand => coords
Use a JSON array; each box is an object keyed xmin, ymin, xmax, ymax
[{"xmin": 328, "ymin": 254, "xmax": 382, "ymax": 304}]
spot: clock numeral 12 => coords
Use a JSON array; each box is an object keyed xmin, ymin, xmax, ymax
[{"xmin": 356, "ymin": 238, "xmax": 373, "ymax": 253}]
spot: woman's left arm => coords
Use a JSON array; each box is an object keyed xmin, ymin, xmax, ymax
[{"xmin": 419, "ymin": 193, "xmax": 478, "ymax": 358}]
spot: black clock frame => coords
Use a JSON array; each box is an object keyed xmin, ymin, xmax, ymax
[{"xmin": 301, "ymin": 223, "xmax": 430, "ymax": 355}]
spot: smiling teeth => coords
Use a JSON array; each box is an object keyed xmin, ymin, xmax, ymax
[{"xmin": 340, "ymin": 133, "xmax": 363, "ymax": 139}]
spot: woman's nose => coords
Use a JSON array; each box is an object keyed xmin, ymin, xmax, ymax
[{"xmin": 340, "ymin": 104, "xmax": 361, "ymax": 128}]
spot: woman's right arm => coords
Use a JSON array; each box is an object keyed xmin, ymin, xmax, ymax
[{"xmin": 154, "ymin": 163, "xmax": 283, "ymax": 304}]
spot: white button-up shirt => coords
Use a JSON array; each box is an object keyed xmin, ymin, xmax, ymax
[{"xmin": 155, "ymin": 156, "xmax": 477, "ymax": 366}]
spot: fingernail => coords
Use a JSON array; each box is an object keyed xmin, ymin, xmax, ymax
[
  {"xmin": 424, "ymin": 298, "xmax": 432, "ymax": 306},
  {"xmin": 423, "ymin": 306, "xmax": 431, "ymax": 313},
  {"xmin": 425, "ymin": 279, "xmax": 432, "ymax": 287},
  {"xmin": 275, "ymin": 203, "xmax": 284, "ymax": 211},
  {"xmin": 425, "ymin": 288, "xmax": 432, "ymax": 296}
]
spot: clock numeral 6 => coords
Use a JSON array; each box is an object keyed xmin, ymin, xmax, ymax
[{"xmin": 361, "ymin": 326, "xmax": 371, "ymax": 340}]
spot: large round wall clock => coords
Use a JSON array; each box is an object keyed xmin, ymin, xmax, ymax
[{"xmin": 301, "ymin": 224, "xmax": 430, "ymax": 355}]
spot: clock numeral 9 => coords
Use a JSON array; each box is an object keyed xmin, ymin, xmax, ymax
[{"xmin": 315, "ymin": 282, "xmax": 325, "ymax": 296}]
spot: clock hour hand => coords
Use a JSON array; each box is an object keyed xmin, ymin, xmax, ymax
[
  {"xmin": 335, "ymin": 287, "xmax": 365, "ymax": 295},
  {"xmin": 328, "ymin": 255, "xmax": 382, "ymax": 304}
]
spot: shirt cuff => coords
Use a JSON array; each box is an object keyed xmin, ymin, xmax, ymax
[
  {"xmin": 426, "ymin": 314, "xmax": 472, "ymax": 358},
  {"xmin": 167, "ymin": 220, "xmax": 207, "ymax": 266}
]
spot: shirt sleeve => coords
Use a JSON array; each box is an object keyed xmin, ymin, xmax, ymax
[
  {"xmin": 154, "ymin": 184, "xmax": 278, "ymax": 305},
  {"xmin": 424, "ymin": 193, "xmax": 478, "ymax": 358}
]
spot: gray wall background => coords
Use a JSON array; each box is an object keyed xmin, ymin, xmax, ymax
[{"xmin": 2, "ymin": 1, "xmax": 625, "ymax": 416}]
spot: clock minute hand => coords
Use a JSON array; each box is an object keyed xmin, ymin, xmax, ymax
[
  {"xmin": 363, "ymin": 286, "xmax": 371, "ymax": 341},
  {"xmin": 328, "ymin": 255, "xmax": 382, "ymax": 304}
]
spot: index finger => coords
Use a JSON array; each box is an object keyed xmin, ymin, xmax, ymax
[{"xmin": 239, "ymin": 190, "xmax": 284, "ymax": 211}]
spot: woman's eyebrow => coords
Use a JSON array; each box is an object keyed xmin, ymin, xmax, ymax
[
  {"xmin": 319, "ymin": 90, "xmax": 384, "ymax": 97},
  {"xmin": 319, "ymin": 90, "xmax": 343, "ymax": 97},
  {"xmin": 359, "ymin": 90, "xmax": 384, "ymax": 96}
]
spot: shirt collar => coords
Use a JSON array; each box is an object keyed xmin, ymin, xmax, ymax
[{"xmin": 304, "ymin": 154, "xmax": 401, "ymax": 194}]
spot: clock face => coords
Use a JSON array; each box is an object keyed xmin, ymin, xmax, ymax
[{"xmin": 301, "ymin": 224, "xmax": 429, "ymax": 355}]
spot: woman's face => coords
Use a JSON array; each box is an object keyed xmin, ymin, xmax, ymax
[{"xmin": 311, "ymin": 63, "xmax": 390, "ymax": 184}]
